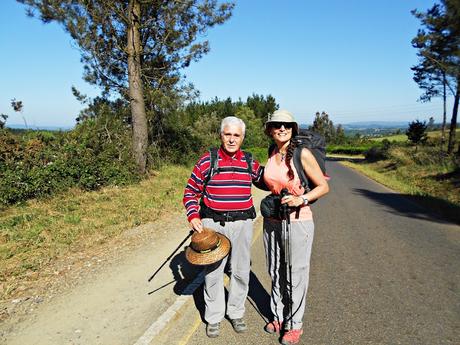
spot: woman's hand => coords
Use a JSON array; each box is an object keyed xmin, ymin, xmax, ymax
[{"xmin": 281, "ymin": 195, "xmax": 305, "ymax": 207}]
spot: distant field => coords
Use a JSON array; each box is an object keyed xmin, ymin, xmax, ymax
[
  {"xmin": 370, "ymin": 128, "xmax": 460, "ymax": 142},
  {"xmin": 370, "ymin": 134, "xmax": 407, "ymax": 142}
]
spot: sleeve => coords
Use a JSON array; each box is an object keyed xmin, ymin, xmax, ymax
[{"xmin": 182, "ymin": 153, "xmax": 210, "ymax": 222}]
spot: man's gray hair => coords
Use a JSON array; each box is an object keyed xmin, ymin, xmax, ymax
[{"xmin": 220, "ymin": 116, "xmax": 246, "ymax": 136}]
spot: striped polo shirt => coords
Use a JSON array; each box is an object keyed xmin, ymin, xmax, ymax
[{"xmin": 183, "ymin": 147, "xmax": 264, "ymax": 222}]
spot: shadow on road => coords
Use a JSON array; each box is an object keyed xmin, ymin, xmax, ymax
[
  {"xmin": 147, "ymin": 248, "xmax": 205, "ymax": 296},
  {"xmin": 353, "ymin": 188, "xmax": 460, "ymax": 225},
  {"xmin": 151, "ymin": 252, "xmax": 273, "ymax": 324},
  {"xmin": 148, "ymin": 248, "xmax": 273, "ymax": 323},
  {"xmin": 248, "ymin": 270, "xmax": 272, "ymax": 323},
  {"xmin": 170, "ymin": 249, "xmax": 205, "ymax": 295}
]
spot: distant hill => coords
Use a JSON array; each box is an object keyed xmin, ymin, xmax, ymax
[
  {"xmin": 343, "ymin": 121, "xmax": 409, "ymax": 129},
  {"xmin": 6, "ymin": 123, "xmax": 74, "ymax": 131},
  {"xmin": 299, "ymin": 121, "xmax": 410, "ymax": 137}
]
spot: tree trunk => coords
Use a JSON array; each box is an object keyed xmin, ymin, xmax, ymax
[
  {"xmin": 447, "ymin": 78, "xmax": 459, "ymax": 154},
  {"xmin": 127, "ymin": 0, "xmax": 148, "ymax": 174},
  {"xmin": 442, "ymin": 72, "xmax": 447, "ymax": 150}
]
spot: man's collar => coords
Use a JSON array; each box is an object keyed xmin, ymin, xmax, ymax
[{"xmin": 219, "ymin": 146, "xmax": 243, "ymax": 160}]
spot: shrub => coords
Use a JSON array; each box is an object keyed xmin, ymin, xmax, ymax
[
  {"xmin": 0, "ymin": 115, "xmax": 140, "ymax": 206},
  {"xmin": 327, "ymin": 144, "xmax": 373, "ymax": 155},
  {"xmin": 365, "ymin": 146, "xmax": 390, "ymax": 162}
]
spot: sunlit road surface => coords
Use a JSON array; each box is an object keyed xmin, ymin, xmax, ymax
[{"xmin": 155, "ymin": 161, "xmax": 460, "ymax": 345}]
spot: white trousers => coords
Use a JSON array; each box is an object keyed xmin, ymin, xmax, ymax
[
  {"xmin": 202, "ymin": 218, "xmax": 253, "ymax": 324},
  {"xmin": 263, "ymin": 218, "xmax": 314, "ymax": 330}
]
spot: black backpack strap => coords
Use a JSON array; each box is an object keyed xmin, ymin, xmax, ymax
[
  {"xmin": 293, "ymin": 146, "xmax": 310, "ymax": 192},
  {"xmin": 243, "ymin": 151, "xmax": 253, "ymax": 175},
  {"xmin": 203, "ymin": 147, "xmax": 219, "ymax": 188}
]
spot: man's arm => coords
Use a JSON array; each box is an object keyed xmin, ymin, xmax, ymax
[
  {"xmin": 183, "ymin": 153, "xmax": 209, "ymax": 232},
  {"xmin": 251, "ymin": 159, "xmax": 270, "ymax": 191}
]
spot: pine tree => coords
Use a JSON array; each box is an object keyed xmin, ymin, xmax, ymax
[
  {"xmin": 18, "ymin": 0, "xmax": 233, "ymax": 173},
  {"xmin": 412, "ymin": 0, "xmax": 460, "ymax": 154},
  {"xmin": 406, "ymin": 120, "xmax": 428, "ymax": 151},
  {"xmin": 310, "ymin": 111, "xmax": 335, "ymax": 143},
  {"xmin": 0, "ymin": 114, "xmax": 7, "ymax": 129}
]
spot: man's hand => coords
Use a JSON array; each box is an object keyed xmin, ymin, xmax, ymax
[{"xmin": 189, "ymin": 218, "xmax": 203, "ymax": 233}]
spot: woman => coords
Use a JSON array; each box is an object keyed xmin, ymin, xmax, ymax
[{"xmin": 262, "ymin": 109, "xmax": 329, "ymax": 345}]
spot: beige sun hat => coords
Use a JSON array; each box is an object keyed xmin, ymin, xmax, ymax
[
  {"xmin": 185, "ymin": 227, "xmax": 231, "ymax": 265},
  {"xmin": 265, "ymin": 109, "xmax": 299, "ymax": 134}
]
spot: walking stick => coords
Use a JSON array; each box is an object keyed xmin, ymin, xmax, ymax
[
  {"xmin": 280, "ymin": 189, "xmax": 294, "ymax": 330},
  {"xmin": 147, "ymin": 230, "xmax": 194, "ymax": 282},
  {"xmin": 286, "ymin": 211, "xmax": 293, "ymax": 330}
]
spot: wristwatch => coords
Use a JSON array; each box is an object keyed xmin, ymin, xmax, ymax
[{"xmin": 301, "ymin": 195, "xmax": 309, "ymax": 206}]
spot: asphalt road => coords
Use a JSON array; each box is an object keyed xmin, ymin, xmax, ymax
[
  {"xmin": 155, "ymin": 161, "xmax": 460, "ymax": 345},
  {"xmin": 2, "ymin": 161, "xmax": 458, "ymax": 345}
]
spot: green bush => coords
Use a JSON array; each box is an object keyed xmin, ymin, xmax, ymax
[
  {"xmin": 0, "ymin": 115, "xmax": 140, "ymax": 206},
  {"xmin": 327, "ymin": 144, "xmax": 374, "ymax": 155},
  {"xmin": 364, "ymin": 146, "xmax": 390, "ymax": 162},
  {"xmin": 243, "ymin": 146, "xmax": 268, "ymax": 163}
]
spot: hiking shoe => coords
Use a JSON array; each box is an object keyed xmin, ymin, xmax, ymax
[
  {"xmin": 281, "ymin": 329, "xmax": 303, "ymax": 345},
  {"xmin": 264, "ymin": 320, "xmax": 283, "ymax": 334},
  {"xmin": 230, "ymin": 318, "xmax": 247, "ymax": 333},
  {"xmin": 206, "ymin": 322, "xmax": 220, "ymax": 338}
]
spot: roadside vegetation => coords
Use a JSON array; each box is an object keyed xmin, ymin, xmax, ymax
[
  {"xmin": 342, "ymin": 129, "xmax": 460, "ymax": 223},
  {"xmin": 0, "ymin": 165, "xmax": 189, "ymax": 299}
]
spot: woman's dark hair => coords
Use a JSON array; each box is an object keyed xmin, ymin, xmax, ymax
[{"xmin": 285, "ymin": 127, "xmax": 299, "ymax": 180}]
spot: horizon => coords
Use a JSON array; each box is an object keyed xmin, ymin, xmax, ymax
[{"xmin": 6, "ymin": 119, "xmax": 452, "ymax": 132}]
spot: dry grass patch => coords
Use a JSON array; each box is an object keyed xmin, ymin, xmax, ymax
[{"xmin": 0, "ymin": 164, "xmax": 191, "ymax": 297}]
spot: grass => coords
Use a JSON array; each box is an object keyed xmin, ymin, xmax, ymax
[
  {"xmin": 370, "ymin": 133, "xmax": 408, "ymax": 142},
  {"xmin": 341, "ymin": 145, "xmax": 460, "ymax": 223},
  {"xmin": 0, "ymin": 164, "xmax": 191, "ymax": 295}
]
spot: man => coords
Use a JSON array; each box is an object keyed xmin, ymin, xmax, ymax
[{"xmin": 183, "ymin": 116, "xmax": 264, "ymax": 338}]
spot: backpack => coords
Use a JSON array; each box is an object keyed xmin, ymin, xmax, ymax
[
  {"xmin": 203, "ymin": 147, "xmax": 253, "ymax": 187},
  {"xmin": 268, "ymin": 129, "xmax": 326, "ymax": 192}
]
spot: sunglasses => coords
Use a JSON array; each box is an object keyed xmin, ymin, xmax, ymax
[{"xmin": 269, "ymin": 122, "xmax": 294, "ymax": 129}]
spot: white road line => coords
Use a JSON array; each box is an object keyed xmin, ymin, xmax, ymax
[{"xmin": 133, "ymin": 295, "xmax": 192, "ymax": 345}]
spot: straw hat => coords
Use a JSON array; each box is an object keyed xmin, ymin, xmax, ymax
[
  {"xmin": 185, "ymin": 228, "xmax": 231, "ymax": 265},
  {"xmin": 265, "ymin": 109, "xmax": 299, "ymax": 134}
]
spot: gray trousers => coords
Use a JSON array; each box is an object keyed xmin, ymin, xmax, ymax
[
  {"xmin": 263, "ymin": 218, "xmax": 314, "ymax": 330},
  {"xmin": 201, "ymin": 218, "xmax": 253, "ymax": 324}
]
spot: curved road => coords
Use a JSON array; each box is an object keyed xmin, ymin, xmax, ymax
[{"xmin": 156, "ymin": 161, "xmax": 460, "ymax": 345}]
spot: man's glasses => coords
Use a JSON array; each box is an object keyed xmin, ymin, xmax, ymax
[{"xmin": 269, "ymin": 122, "xmax": 294, "ymax": 129}]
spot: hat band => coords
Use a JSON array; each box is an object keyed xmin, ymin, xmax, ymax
[{"xmin": 192, "ymin": 239, "xmax": 222, "ymax": 254}]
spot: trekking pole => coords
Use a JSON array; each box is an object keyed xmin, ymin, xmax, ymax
[
  {"xmin": 147, "ymin": 230, "xmax": 194, "ymax": 282},
  {"xmin": 280, "ymin": 189, "xmax": 294, "ymax": 330},
  {"xmin": 286, "ymin": 212, "xmax": 293, "ymax": 330}
]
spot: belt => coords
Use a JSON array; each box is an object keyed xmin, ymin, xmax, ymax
[{"xmin": 200, "ymin": 203, "xmax": 256, "ymax": 225}]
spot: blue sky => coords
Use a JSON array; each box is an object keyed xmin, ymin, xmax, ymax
[{"xmin": 0, "ymin": 0, "xmax": 453, "ymax": 128}]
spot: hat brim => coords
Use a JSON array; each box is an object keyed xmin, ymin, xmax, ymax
[{"xmin": 185, "ymin": 233, "xmax": 231, "ymax": 266}]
